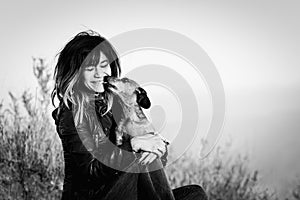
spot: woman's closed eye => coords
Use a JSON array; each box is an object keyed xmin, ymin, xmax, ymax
[
  {"xmin": 85, "ymin": 66, "xmax": 95, "ymax": 71},
  {"xmin": 100, "ymin": 61, "xmax": 108, "ymax": 68}
]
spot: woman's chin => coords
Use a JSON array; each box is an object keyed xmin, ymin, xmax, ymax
[
  {"xmin": 88, "ymin": 83, "xmax": 104, "ymax": 93},
  {"xmin": 94, "ymin": 87, "xmax": 105, "ymax": 93}
]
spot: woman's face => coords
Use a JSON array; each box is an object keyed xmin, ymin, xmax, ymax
[{"xmin": 82, "ymin": 51, "xmax": 111, "ymax": 93}]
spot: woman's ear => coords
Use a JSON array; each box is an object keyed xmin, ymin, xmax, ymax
[{"xmin": 136, "ymin": 87, "xmax": 151, "ymax": 109}]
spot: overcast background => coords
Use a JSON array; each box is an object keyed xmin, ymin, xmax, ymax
[{"xmin": 1, "ymin": 0, "xmax": 300, "ymax": 197}]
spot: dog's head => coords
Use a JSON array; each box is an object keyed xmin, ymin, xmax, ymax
[{"xmin": 105, "ymin": 76, "xmax": 151, "ymax": 109}]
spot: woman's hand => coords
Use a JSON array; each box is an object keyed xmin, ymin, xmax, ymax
[
  {"xmin": 138, "ymin": 152, "xmax": 159, "ymax": 165},
  {"xmin": 130, "ymin": 133, "xmax": 169, "ymax": 165}
]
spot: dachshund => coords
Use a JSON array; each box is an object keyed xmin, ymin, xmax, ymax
[
  {"xmin": 104, "ymin": 76, "xmax": 169, "ymax": 147},
  {"xmin": 104, "ymin": 76, "xmax": 175, "ymax": 200}
]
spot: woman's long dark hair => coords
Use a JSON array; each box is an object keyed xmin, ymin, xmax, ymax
[{"xmin": 51, "ymin": 30, "xmax": 121, "ymax": 124}]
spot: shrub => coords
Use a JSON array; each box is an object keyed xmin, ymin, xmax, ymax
[
  {"xmin": 0, "ymin": 58, "xmax": 63, "ymax": 199},
  {"xmin": 166, "ymin": 144, "xmax": 278, "ymax": 200}
]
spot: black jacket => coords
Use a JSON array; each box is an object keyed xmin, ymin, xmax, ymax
[{"xmin": 52, "ymin": 94, "xmax": 172, "ymax": 200}]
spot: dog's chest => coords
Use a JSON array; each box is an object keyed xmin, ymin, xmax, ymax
[{"xmin": 123, "ymin": 118, "xmax": 155, "ymax": 136}]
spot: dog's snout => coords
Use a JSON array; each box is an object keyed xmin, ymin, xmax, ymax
[
  {"xmin": 104, "ymin": 76, "xmax": 115, "ymax": 83},
  {"xmin": 103, "ymin": 76, "xmax": 109, "ymax": 83},
  {"xmin": 103, "ymin": 76, "xmax": 119, "ymax": 92}
]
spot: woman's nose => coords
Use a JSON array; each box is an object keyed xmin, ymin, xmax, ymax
[{"xmin": 94, "ymin": 67, "xmax": 102, "ymax": 78}]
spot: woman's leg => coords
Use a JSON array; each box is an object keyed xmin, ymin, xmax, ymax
[
  {"xmin": 99, "ymin": 172, "xmax": 139, "ymax": 200},
  {"xmin": 172, "ymin": 185, "xmax": 208, "ymax": 200}
]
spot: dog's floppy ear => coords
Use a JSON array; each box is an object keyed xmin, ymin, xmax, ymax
[{"xmin": 136, "ymin": 87, "xmax": 151, "ymax": 109}]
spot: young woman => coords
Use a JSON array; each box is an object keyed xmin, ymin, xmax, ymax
[{"xmin": 51, "ymin": 30, "xmax": 207, "ymax": 200}]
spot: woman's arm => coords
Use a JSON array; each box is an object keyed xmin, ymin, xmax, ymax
[
  {"xmin": 131, "ymin": 134, "xmax": 167, "ymax": 153},
  {"xmin": 130, "ymin": 134, "xmax": 169, "ymax": 166},
  {"xmin": 76, "ymin": 112, "xmax": 137, "ymax": 178},
  {"xmin": 56, "ymin": 105, "xmax": 136, "ymax": 183}
]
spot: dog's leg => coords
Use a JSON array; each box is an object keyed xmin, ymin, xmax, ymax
[{"xmin": 116, "ymin": 119, "xmax": 125, "ymax": 146}]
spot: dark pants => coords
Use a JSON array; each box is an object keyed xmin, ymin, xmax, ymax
[{"xmin": 102, "ymin": 171, "xmax": 208, "ymax": 200}]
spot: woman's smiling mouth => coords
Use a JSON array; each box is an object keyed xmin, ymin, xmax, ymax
[{"xmin": 91, "ymin": 80, "xmax": 103, "ymax": 84}]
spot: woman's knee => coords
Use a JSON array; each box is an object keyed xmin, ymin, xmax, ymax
[
  {"xmin": 187, "ymin": 185, "xmax": 207, "ymax": 198},
  {"xmin": 172, "ymin": 184, "xmax": 208, "ymax": 200},
  {"xmin": 188, "ymin": 184, "xmax": 205, "ymax": 192}
]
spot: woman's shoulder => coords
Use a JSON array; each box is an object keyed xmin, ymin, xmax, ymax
[{"xmin": 52, "ymin": 101, "xmax": 74, "ymax": 125}]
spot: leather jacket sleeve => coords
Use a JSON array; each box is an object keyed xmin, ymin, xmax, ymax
[
  {"xmin": 53, "ymin": 103, "xmax": 137, "ymax": 186},
  {"xmin": 75, "ymin": 111, "xmax": 136, "ymax": 180}
]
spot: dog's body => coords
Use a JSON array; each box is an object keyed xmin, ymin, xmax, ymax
[
  {"xmin": 106, "ymin": 77, "xmax": 158, "ymax": 145},
  {"xmin": 116, "ymin": 112, "xmax": 155, "ymax": 145}
]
